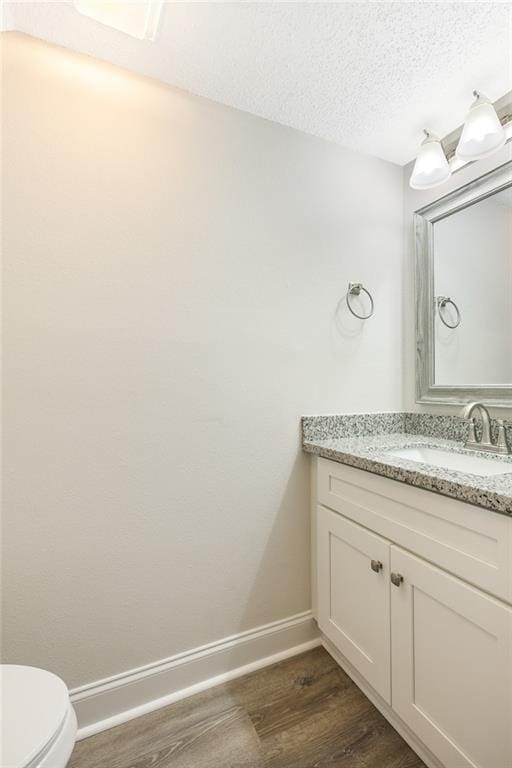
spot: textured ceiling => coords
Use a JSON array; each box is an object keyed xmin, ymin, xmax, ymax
[{"xmin": 3, "ymin": 1, "xmax": 512, "ymax": 165}]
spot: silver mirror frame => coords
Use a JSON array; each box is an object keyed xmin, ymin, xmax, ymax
[{"xmin": 415, "ymin": 159, "xmax": 512, "ymax": 407}]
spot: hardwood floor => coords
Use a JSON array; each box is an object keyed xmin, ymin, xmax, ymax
[{"xmin": 69, "ymin": 647, "xmax": 425, "ymax": 768}]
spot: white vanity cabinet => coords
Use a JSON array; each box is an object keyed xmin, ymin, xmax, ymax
[{"xmin": 313, "ymin": 457, "xmax": 512, "ymax": 768}]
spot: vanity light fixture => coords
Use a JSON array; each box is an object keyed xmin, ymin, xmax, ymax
[
  {"xmin": 456, "ymin": 91, "xmax": 506, "ymax": 162},
  {"xmin": 73, "ymin": 1, "xmax": 163, "ymax": 40},
  {"xmin": 409, "ymin": 130, "xmax": 451, "ymax": 190}
]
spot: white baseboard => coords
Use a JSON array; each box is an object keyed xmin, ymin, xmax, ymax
[{"xmin": 71, "ymin": 610, "xmax": 320, "ymax": 740}]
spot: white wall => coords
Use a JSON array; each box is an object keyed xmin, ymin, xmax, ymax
[
  {"xmin": 403, "ymin": 140, "xmax": 512, "ymax": 416},
  {"xmin": 433, "ymin": 198, "xmax": 512, "ymax": 385},
  {"xmin": 1, "ymin": 34, "xmax": 403, "ymax": 688}
]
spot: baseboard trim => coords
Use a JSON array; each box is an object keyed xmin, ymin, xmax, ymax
[
  {"xmin": 72, "ymin": 610, "xmax": 320, "ymax": 740},
  {"xmin": 322, "ymin": 637, "xmax": 444, "ymax": 768}
]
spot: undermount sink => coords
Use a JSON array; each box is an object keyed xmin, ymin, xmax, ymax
[{"xmin": 385, "ymin": 447, "xmax": 512, "ymax": 477}]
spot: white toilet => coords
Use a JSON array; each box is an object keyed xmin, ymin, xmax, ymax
[{"xmin": 1, "ymin": 665, "xmax": 77, "ymax": 768}]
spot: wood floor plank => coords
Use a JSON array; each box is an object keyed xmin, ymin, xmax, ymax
[
  {"xmin": 69, "ymin": 648, "xmax": 426, "ymax": 768},
  {"xmin": 124, "ymin": 706, "xmax": 264, "ymax": 768},
  {"xmin": 239, "ymin": 648, "xmax": 371, "ymax": 740},
  {"xmin": 68, "ymin": 690, "xmax": 259, "ymax": 768},
  {"xmin": 229, "ymin": 646, "xmax": 353, "ymax": 721},
  {"xmin": 238, "ymin": 650, "xmax": 424, "ymax": 768}
]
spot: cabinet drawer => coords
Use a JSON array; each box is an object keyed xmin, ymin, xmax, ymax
[{"xmin": 317, "ymin": 458, "xmax": 512, "ymax": 603}]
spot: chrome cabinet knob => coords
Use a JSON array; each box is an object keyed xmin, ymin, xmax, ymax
[
  {"xmin": 370, "ymin": 560, "xmax": 383, "ymax": 573},
  {"xmin": 390, "ymin": 572, "xmax": 404, "ymax": 587}
]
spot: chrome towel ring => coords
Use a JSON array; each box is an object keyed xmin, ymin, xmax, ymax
[
  {"xmin": 346, "ymin": 282, "xmax": 374, "ymax": 320},
  {"xmin": 436, "ymin": 296, "xmax": 461, "ymax": 329}
]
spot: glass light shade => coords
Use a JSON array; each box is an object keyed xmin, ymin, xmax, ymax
[
  {"xmin": 409, "ymin": 131, "xmax": 451, "ymax": 190},
  {"xmin": 456, "ymin": 93, "xmax": 506, "ymax": 161}
]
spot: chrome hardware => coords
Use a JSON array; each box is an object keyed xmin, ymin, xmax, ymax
[
  {"xmin": 370, "ymin": 560, "xmax": 383, "ymax": 573},
  {"xmin": 390, "ymin": 573, "xmax": 404, "ymax": 587},
  {"xmin": 497, "ymin": 420, "xmax": 509, "ymax": 452},
  {"xmin": 462, "ymin": 402, "xmax": 510, "ymax": 455},
  {"xmin": 346, "ymin": 282, "xmax": 374, "ymax": 320},
  {"xmin": 435, "ymin": 296, "xmax": 461, "ymax": 329}
]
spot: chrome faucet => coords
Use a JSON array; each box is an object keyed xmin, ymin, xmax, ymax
[{"xmin": 462, "ymin": 402, "xmax": 510, "ymax": 455}]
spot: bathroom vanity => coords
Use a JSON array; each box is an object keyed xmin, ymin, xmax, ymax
[
  {"xmin": 304, "ymin": 160, "xmax": 512, "ymax": 768},
  {"xmin": 303, "ymin": 414, "xmax": 512, "ymax": 768}
]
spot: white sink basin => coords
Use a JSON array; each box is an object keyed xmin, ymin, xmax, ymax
[{"xmin": 385, "ymin": 447, "xmax": 512, "ymax": 477}]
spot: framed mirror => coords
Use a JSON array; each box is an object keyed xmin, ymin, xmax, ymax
[{"xmin": 415, "ymin": 160, "xmax": 512, "ymax": 406}]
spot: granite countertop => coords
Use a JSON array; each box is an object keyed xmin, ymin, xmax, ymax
[{"xmin": 302, "ymin": 413, "xmax": 512, "ymax": 515}]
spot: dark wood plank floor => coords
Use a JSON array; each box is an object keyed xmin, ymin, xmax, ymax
[{"xmin": 69, "ymin": 647, "xmax": 425, "ymax": 768}]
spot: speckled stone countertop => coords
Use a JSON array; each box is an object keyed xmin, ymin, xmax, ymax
[{"xmin": 302, "ymin": 413, "xmax": 512, "ymax": 515}]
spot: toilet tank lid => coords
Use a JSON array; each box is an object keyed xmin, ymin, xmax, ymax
[{"xmin": 1, "ymin": 665, "xmax": 71, "ymax": 768}]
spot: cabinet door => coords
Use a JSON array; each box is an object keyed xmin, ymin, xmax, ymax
[
  {"xmin": 391, "ymin": 546, "xmax": 512, "ymax": 768},
  {"xmin": 317, "ymin": 505, "xmax": 391, "ymax": 703}
]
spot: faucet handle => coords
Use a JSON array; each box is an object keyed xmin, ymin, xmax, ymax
[
  {"xmin": 466, "ymin": 418, "xmax": 477, "ymax": 446},
  {"xmin": 496, "ymin": 420, "xmax": 511, "ymax": 454}
]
